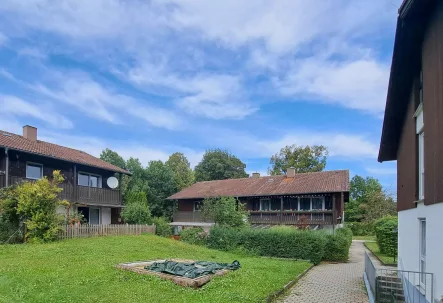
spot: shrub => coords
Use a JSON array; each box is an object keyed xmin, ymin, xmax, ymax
[
  {"xmin": 152, "ymin": 217, "xmax": 172, "ymax": 237},
  {"xmin": 121, "ymin": 202, "xmax": 152, "ymax": 224},
  {"xmin": 345, "ymin": 221, "xmax": 374, "ymax": 236},
  {"xmin": 375, "ymin": 216, "xmax": 398, "ymax": 256},
  {"xmin": 180, "ymin": 227, "xmax": 208, "ymax": 246},
  {"xmin": 323, "ymin": 227, "xmax": 353, "ymax": 262},
  {"xmin": 0, "ymin": 186, "xmax": 22, "ymax": 243},
  {"xmin": 201, "ymin": 196, "xmax": 249, "ymax": 228}
]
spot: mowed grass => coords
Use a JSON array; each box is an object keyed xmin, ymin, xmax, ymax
[
  {"xmin": 365, "ymin": 242, "xmax": 397, "ymax": 265},
  {"xmin": 0, "ymin": 234, "xmax": 311, "ymax": 303}
]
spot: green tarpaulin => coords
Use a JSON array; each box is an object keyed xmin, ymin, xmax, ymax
[{"xmin": 145, "ymin": 260, "xmax": 240, "ymax": 279}]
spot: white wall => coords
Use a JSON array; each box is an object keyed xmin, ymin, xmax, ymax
[
  {"xmin": 398, "ymin": 202, "xmax": 443, "ymax": 302},
  {"xmin": 101, "ymin": 207, "xmax": 111, "ymax": 225}
]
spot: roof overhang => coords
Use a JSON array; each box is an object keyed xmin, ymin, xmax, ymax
[{"xmin": 378, "ymin": 0, "xmax": 438, "ymax": 162}]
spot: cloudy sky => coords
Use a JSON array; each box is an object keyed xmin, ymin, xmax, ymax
[{"xmin": 0, "ymin": 0, "xmax": 399, "ymax": 191}]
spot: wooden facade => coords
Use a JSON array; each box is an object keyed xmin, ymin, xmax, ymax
[
  {"xmin": 0, "ymin": 147, "xmax": 123, "ymax": 207},
  {"xmin": 174, "ymin": 192, "xmax": 346, "ymax": 226}
]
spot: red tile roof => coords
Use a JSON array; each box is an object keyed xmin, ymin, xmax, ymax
[
  {"xmin": 168, "ymin": 170, "xmax": 349, "ymax": 199},
  {"xmin": 0, "ymin": 130, "xmax": 130, "ymax": 175}
]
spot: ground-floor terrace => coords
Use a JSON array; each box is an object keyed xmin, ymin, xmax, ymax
[{"xmin": 173, "ymin": 192, "xmax": 346, "ymax": 228}]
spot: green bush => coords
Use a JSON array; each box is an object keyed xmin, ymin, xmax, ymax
[
  {"xmin": 152, "ymin": 217, "xmax": 172, "ymax": 238},
  {"xmin": 121, "ymin": 202, "xmax": 152, "ymax": 224},
  {"xmin": 345, "ymin": 221, "xmax": 374, "ymax": 236},
  {"xmin": 323, "ymin": 228, "xmax": 353, "ymax": 262},
  {"xmin": 374, "ymin": 216, "xmax": 398, "ymax": 257},
  {"xmin": 201, "ymin": 196, "xmax": 249, "ymax": 228},
  {"xmin": 180, "ymin": 227, "xmax": 208, "ymax": 246}
]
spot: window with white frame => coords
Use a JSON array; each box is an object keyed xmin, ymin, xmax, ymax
[
  {"xmin": 26, "ymin": 163, "xmax": 43, "ymax": 179},
  {"xmin": 415, "ymin": 102, "xmax": 424, "ymax": 200},
  {"xmin": 78, "ymin": 172, "xmax": 102, "ymax": 188},
  {"xmin": 419, "ymin": 219, "xmax": 426, "ymax": 285},
  {"xmin": 259, "ymin": 198, "xmax": 271, "ymax": 211}
]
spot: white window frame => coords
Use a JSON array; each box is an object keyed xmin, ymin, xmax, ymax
[
  {"xmin": 259, "ymin": 198, "xmax": 271, "ymax": 211},
  {"xmin": 419, "ymin": 218, "xmax": 426, "ymax": 287},
  {"xmin": 414, "ymin": 103, "xmax": 424, "ymax": 200},
  {"xmin": 78, "ymin": 171, "xmax": 102, "ymax": 188},
  {"xmin": 26, "ymin": 162, "xmax": 43, "ymax": 180}
]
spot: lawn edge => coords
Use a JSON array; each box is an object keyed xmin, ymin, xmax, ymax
[
  {"xmin": 265, "ymin": 263, "xmax": 315, "ymax": 303},
  {"xmin": 363, "ymin": 242, "xmax": 397, "ymax": 267}
]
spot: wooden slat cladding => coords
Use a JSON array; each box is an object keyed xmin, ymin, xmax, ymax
[
  {"xmin": 397, "ymin": 88, "xmax": 418, "ymax": 211},
  {"xmin": 423, "ymin": 1, "xmax": 443, "ymax": 205}
]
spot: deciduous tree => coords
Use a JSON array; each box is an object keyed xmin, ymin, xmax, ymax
[
  {"xmin": 194, "ymin": 149, "xmax": 248, "ymax": 182},
  {"xmin": 166, "ymin": 152, "xmax": 195, "ymax": 190},
  {"xmin": 269, "ymin": 145, "xmax": 328, "ymax": 175}
]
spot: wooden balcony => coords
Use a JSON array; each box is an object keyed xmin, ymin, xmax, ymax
[
  {"xmin": 0, "ymin": 175, "xmax": 122, "ymax": 207},
  {"xmin": 249, "ymin": 211, "xmax": 334, "ymax": 225},
  {"xmin": 173, "ymin": 211, "xmax": 214, "ymax": 223}
]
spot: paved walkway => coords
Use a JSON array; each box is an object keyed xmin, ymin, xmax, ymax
[{"xmin": 282, "ymin": 241, "xmax": 369, "ymax": 303}]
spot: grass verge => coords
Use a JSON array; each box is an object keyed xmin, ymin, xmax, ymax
[
  {"xmin": 364, "ymin": 241, "xmax": 397, "ymax": 266},
  {"xmin": 0, "ymin": 234, "xmax": 311, "ymax": 303}
]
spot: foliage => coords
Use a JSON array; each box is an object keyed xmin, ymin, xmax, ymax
[
  {"xmin": 152, "ymin": 217, "xmax": 173, "ymax": 237},
  {"xmin": 15, "ymin": 171, "xmax": 69, "ymax": 243},
  {"xmin": 361, "ymin": 191, "xmax": 396, "ymax": 223},
  {"xmin": 180, "ymin": 227, "xmax": 208, "ymax": 246},
  {"xmin": 374, "ymin": 216, "xmax": 398, "ymax": 257},
  {"xmin": 124, "ymin": 157, "xmax": 149, "ymax": 198},
  {"xmin": 345, "ymin": 221, "xmax": 374, "ymax": 236},
  {"xmin": 145, "ymin": 160, "xmax": 177, "ymax": 218},
  {"xmin": 125, "ymin": 191, "xmax": 148, "ymax": 205},
  {"xmin": 0, "ymin": 235, "xmax": 311, "ymax": 303},
  {"xmin": 365, "ymin": 242, "xmax": 397, "ymax": 265},
  {"xmin": 166, "ymin": 152, "xmax": 195, "ymax": 191},
  {"xmin": 323, "ymin": 228, "xmax": 353, "ymax": 262},
  {"xmin": 201, "ymin": 196, "xmax": 249, "ymax": 228},
  {"xmin": 206, "ymin": 226, "xmax": 352, "ymax": 264},
  {"xmin": 65, "ymin": 210, "xmax": 86, "ymax": 225},
  {"xmin": 269, "ymin": 145, "xmax": 328, "ymax": 175},
  {"xmin": 0, "ymin": 187, "xmax": 23, "ymax": 243},
  {"xmin": 346, "ymin": 175, "xmax": 384, "ymax": 222},
  {"xmin": 100, "ymin": 148, "xmax": 127, "ymax": 170},
  {"xmin": 194, "ymin": 149, "xmax": 248, "ymax": 182},
  {"xmin": 121, "ymin": 202, "xmax": 152, "ymax": 224}
]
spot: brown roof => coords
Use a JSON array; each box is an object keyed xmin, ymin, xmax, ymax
[
  {"xmin": 0, "ymin": 130, "xmax": 130, "ymax": 175},
  {"xmin": 168, "ymin": 170, "xmax": 349, "ymax": 200}
]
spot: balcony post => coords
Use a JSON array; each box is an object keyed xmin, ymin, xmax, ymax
[
  {"xmin": 73, "ymin": 164, "xmax": 77, "ymax": 202},
  {"xmin": 280, "ymin": 197, "xmax": 284, "ymax": 224},
  {"xmin": 5, "ymin": 148, "xmax": 9, "ymax": 187},
  {"xmin": 332, "ymin": 195, "xmax": 336, "ymax": 233}
]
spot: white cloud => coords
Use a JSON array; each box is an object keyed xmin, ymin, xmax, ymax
[
  {"xmin": 365, "ymin": 167, "xmax": 397, "ymax": 175},
  {"xmin": 0, "ymin": 95, "xmax": 73, "ymax": 129},
  {"xmin": 276, "ymin": 58, "xmax": 389, "ymax": 115},
  {"xmin": 0, "ymin": 31, "xmax": 6, "ymax": 46},
  {"xmin": 17, "ymin": 47, "xmax": 47, "ymax": 60}
]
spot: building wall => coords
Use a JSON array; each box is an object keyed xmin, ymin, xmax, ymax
[
  {"xmin": 398, "ymin": 202, "xmax": 443, "ymax": 302},
  {"xmin": 102, "ymin": 207, "xmax": 112, "ymax": 225},
  {"xmin": 422, "ymin": 0, "xmax": 443, "ymax": 206}
]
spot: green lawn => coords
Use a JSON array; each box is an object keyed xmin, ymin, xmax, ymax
[
  {"xmin": 0, "ymin": 234, "xmax": 311, "ymax": 303},
  {"xmin": 365, "ymin": 242, "xmax": 397, "ymax": 265},
  {"xmin": 352, "ymin": 236, "xmax": 376, "ymax": 241}
]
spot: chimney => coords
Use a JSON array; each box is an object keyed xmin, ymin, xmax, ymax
[
  {"xmin": 286, "ymin": 167, "xmax": 296, "ymax": 178},
  {"xmin": 23, "ymin": 125, "xmax": 37, "ymax": 141},
  {"xmin": 251, "ymin": 172, "xmax": 260, "ymax": 178}
]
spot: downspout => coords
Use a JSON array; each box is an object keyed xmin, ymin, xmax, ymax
[{"xmin": 5, "ymin": 148, "xmax": 9, "ymax": 187}]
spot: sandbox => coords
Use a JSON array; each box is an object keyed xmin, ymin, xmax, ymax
[{"xmin": 116, "ymin": 259, "xmax": 233, "ymax": 288}]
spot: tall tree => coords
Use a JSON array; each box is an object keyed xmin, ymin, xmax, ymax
[
  {"xmin": 100, "ymin": 148, "xmax": 126, "ymax": 169},
  {"xmin": 145, "ymin": 160, "xmax": 177, "ymax": 218},
  {"xmin": 269, "ymin": 145, "xmax": 328, "ymax": 175},
  {"xmin": 361, "ymin": 191, "xmax": 396, "ymax": 223},
  {"xmin": 166, "ymin": 152, "xmax": 195, "ymax": 190},
  {"xmin": 123, "ymin": 157, "xmax": 149, "ymax": 201},
  {"xmin": 194, "ymin": 149, "xmax": 248, "ymax": 182}
]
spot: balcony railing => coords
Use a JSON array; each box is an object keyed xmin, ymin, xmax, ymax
[
  {"xmin": 1, "ymin": 175, "xmax": 122, "ymax": 207},
  {"xmin": 249, "ymin": 210, "xmax": 334, "ymax": 225},
  {"xmin": 173, "ymin": 211, "xmax": 214, "ymax": 223}
]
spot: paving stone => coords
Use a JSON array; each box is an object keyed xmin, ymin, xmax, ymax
[{"xmin": 282, "ymin": 241, "xmax": 369, "ymax": 303}]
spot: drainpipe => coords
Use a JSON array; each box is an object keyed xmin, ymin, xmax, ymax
[{"xmin": 5, "ymin": 148, "xmax": 9, "ymax": 187}]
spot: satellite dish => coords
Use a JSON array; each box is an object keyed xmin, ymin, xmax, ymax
[{"xmin": 107, "ymin": 176, "xmax": 119, "ymax": 189}]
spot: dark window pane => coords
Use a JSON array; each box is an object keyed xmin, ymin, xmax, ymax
[
  {"xmin": 271, "ymin": 198, "xmax": 280, "ymax": 210},
  {"xmin": 78, "ymin": 174, "xmax": 89, "ymax": 186},
  {"xmin": 260, "ymin": 199, "xmax": 270, "ymax": 211},
  {"xmin": 312, "ymin": 198, "xmax": 323, "ymax": 210},
  {"xmin": 291, "ymin": 198, "xmax": 298, "ymax": 210},
  {"xmin": 90, "ymin": 175, "xmax": 98, "ymax": 188},
  {"xmin": 300, "ymin": 198, "xmax": 311, "ymax": 210},
  {"xmin": 194, "ymin": 201, "xmax": 203, "ymax": 211},
  {"xmin": 26, "ymin": 164, "xmax": 42, "ymax": 179}
]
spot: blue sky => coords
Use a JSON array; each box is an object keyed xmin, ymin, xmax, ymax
[{"xmin": 0, "ymin": 0, "xmax": 399, "ymax": 192}]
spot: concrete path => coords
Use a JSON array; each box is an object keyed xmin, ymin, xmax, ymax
[{"xmin": 282, "ymin": 241, "xmax": 369, "ymax": 303}]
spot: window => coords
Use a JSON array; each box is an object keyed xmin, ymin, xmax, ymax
[
  {"xmin": 312, "ymin": 197, "xmax": 323, "ymax": 210},
  {"xmin": 193, "ymin": 201, "xmax": 203, "ymax": 212},
  {"xmin": 415, "ymin": 103, "xmax": 424, "ymax": 200},
  {"xmin": 299, "ymin": 198, "xmax": 311, "ymax": 210},
  {"xmin": 260, "ymin": 198, "xmax": 271, "ymax": 211},
  {"xmin": 270, "ymin": 198, "xmax": 280, "ymax": 211},
  {"xmin": 26, "ymin": 163, "xmax": 43, "ymax": 179},
  {"xmin": 283, "ymin": 197, "xmax": 298, "ymax": 211},
  {"xmin": 78, "ymin": 172, "xmax": 102, "ymax": 188},
  {"xmin": 419, "ymin": 219, "xmax": 426, "ymax": 284}
]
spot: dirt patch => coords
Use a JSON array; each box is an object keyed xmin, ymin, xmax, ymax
[{"xmin": 116, "ymin": 259, "xmax": 230, "ymax": 288}]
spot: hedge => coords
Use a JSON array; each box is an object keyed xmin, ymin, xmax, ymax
[
  {"xmin": 345, "ymin": 221, "xmax": 374, "ymax": 236},
  {"xmin": 206, "ymin": 226, "xmax": 353, "ymax": 264},
  {"xmin": 152, "ymin": 217, "xmax": 173, "ymax": 238},
  {"xmin": 374, "ymin": 216, "xmax": 398, "ymax": 257},
  {"xmin": 180, "ymin": 227, "xmax": 208, "ymax": 246}
]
